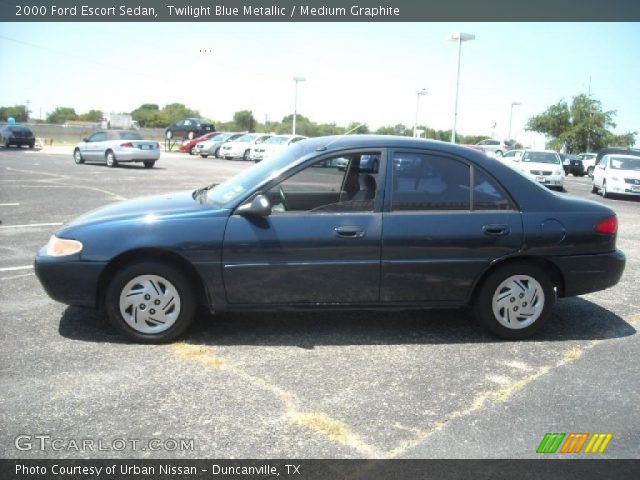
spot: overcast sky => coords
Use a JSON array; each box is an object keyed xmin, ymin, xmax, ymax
[{"xmin": 1, "ymin": 22, "xmax": 639, "ymax": 147}]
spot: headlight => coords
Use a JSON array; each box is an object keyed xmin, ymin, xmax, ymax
[{"xmin": 46, "ymin": 235, "xmax": 83, "ymax": 256}]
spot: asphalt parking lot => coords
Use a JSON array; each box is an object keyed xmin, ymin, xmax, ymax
[{"xmin": 0, "ymin": 147, "xmax": 639, "ymax": 459}]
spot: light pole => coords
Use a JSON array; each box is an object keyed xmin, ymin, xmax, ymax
[
  {"xmin": 508, "ymin": 101, "xmax": 521, "ymax": 143},
  {"xmin": 413, "ymin": 88, "xmax": 428, "ymax": 138},
  {"xmin": 292, "ymin": 76, "xmax": 305, "ymax": 135},
  {"xmin": 447, "ymin": 32, "xmax": 475, "ymax": 144}
]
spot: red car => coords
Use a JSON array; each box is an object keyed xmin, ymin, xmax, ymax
[{"xmin": 179, "ymin": 132, "xmax": 220, "ymax": 155}]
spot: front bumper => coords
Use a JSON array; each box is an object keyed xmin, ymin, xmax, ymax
[
  {"xmin": 552, "ymin": 249, "xmax": 625, "ymax": 297},
  {"xmin": 34, "ymin": 250, "xmax": 107, "ymax": 307}
]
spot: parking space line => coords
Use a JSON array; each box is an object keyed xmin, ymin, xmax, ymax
[
  {"xmin": 0, "ymin": 265, "xmax": 34, "ymax": 272},
  {"xmin": 0, "ymin": 273, "xmax": 34, "ymax": 281},
  {"xmin": 0, "ymin": 203, "xmax": 20, "ymax": 206},
  {"xmin": 169, "ymin": 343, "xmax": 381, "ymax": 456},
  {"xmin": 0, "ymin": 222, "xmax": 63, "ymax": 229}
]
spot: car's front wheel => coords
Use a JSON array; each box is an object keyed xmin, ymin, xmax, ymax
[
  {"xmin": 243, "ymin": 149, "xmax": 250, "ymax": 161},
  {"xmin": 105, "ymin": 150, "xmax": 118, "ymax": 168},
  {"xmin": 474, "ymin": 262, "xmax": 555, "ymax": 340},
  {"xmin": 587, "ymin": 166, "xmax": 594, "ymax": 177},
  {"xmin": 73, "ymin": 148, "xmax": 84, "ymax": 164},
  {"xmin": 495, "ymin": 150, "xmax": 503, "ymax": 157},
  {"xmin": 591, "ymin": 183, "xmax": 598, "ymax": 194},
  {"xmin": 105, "ymin": 261, "xmax": 196, "ymax": 343},
  {"xmin": 214, "ymin": 147, "xmax": 221, "ymax": 158}
]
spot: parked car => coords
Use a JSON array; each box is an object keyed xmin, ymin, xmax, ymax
[
  {"xmin": 559, "ymin": 153, "xmax": 584, "ymax": 176},
  {"xmin": 474, "ymin": 139, "xmax": 512, "ymax": 157},
  {"xmin": 73, "ymin": 130, "xmax": 160, "ymax": 168},
  {"xmin": 194, "ymin": 132, "xmax": 244, "ymax": 158},
  {"xmin": 591, "ymin": 153, "xmax": 640, "ymax": 198},
  {"xmin": 594, "ymin": 147, "xmax": 640, "ymax": 169},
  {"xmin": 179, "ymin": 132, "xmax": 221, "ymax": 155},
  {"xmin": 219, "ymin": 133, "xmax": 271, "ymax": 160},
  {"xmin": 0, "ymin": 124, "xmax": 35, "ymax": 148},
  {"xmin": 35, "ymin": 135, "xmax": 624, "ymax": 343},
  {"xmin": 578, "ymin": 153, "xmax": 598, "ymax": 177},
  {"xmin": 510, "ymin": 150, "xmax": 564, "ymax": 190},
  {"xmin": 250, "ymin": 135, "xmax": 307, "ymax": 162},
  {"xmin": 165, "ymin": 118, "xmax": 215, "ymax": 140}
]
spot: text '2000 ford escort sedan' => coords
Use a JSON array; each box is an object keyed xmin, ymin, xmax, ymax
[{"xmin": 35, "ymin": 136, "xmax": 625, "ymax": 343}]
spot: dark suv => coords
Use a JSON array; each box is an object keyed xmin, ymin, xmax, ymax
[
  {"xmin": 165, "ymin": 118, "xmax": 215, "ymax": 140},
  {"xmin": 0, "ymin": 124, "xmax": 36, "ymax": 148}
]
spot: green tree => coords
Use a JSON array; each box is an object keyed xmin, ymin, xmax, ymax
[
  {"xmin": 0, "ymin": 105, "xmax": 29, "ymax": 122},
  {"xmin": 526, "ymin": 94, "xmax": 636, "ymax": 152},
  {"xmin": 233, "ymin": 110, "xmax": 257, "ymax": 132},
  {"xmin": 46, "ymin": 107, "xmax": 78, "ymax": 124},
  {"xmin": 78, "ymin": 109, "xmax": 103, "ymax": 122},
  {"xmin": 162, "ymin": 103, "xmax": 200, "ymax": 124}
]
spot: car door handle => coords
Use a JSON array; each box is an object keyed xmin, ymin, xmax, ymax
[
  {"xmin": 482, "ymin": 224, "xmax": 510, "ymax": 236},
  {"xmin": 334, "ymin": 226, "xmax": 365, "ymax": 238}
]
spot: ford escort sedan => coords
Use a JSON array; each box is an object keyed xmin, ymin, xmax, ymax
[{"xmin": 35, "ymin": 136, "xmax": 625, "ymax": 343}]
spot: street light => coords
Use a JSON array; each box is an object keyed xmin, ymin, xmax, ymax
[
  {"xmin": 292, "ymin": 76, "xmax": 305, "ymax": 135},
  {"xmin": 447, "ymin": 32, "xmax": 475, "ymax": 144},
  {"xmin": 413, "ymin": 88, "xmax": 428, "ymax": 138},
  {"xmin": 508, "ymin": 101, "xmax": 521, "ymax": 143}
]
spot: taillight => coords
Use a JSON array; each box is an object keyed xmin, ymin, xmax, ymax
[
  {"xmin": 595, "ymin": 216, "xmax": 618, "ymax": 235},
  {"xmin": 120, "ymin": 142, "xmax": 134, "ymax": 148}
]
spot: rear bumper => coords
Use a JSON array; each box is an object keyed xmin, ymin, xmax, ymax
[
  {"xmin": 34, "ymin": 251, "xmax": 106, "ymax": 307},
  {"xmin": 552, "ymin": 249, "xmax": 625, "ymax": 297},
  {"xmin": 115, "ymin": 148, "xmax": 160, "ymax": 162}
]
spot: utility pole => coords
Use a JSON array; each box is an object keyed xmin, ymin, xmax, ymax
[{"xmin": 25, "ymin": 99, "xmax": 30, "ymax": 123}]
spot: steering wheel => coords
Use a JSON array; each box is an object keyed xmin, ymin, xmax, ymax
[{"xmin": 277, "ymin": 186, "xmax": 289, "ymax": 211}]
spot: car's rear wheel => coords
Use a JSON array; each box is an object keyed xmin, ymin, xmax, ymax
[
  {"xmin": 495, "ymin": 150, "xmax": 503, "ymax": 157},
  {"xmin": 166, "ymin": 130, "xmax": 173, "ymax": 140},
  {"xmin": 243, "ymin": 149, "xmax": 250, "ymax": 161},
  {"xmin": 73, "ymin": 148, "xmax": 84, "ymax": 164},
  {"xmin": 143, "ymin": 161, "xmax": 155, "ymax": 168},
  {"xmin": 602, "ymin": 181, "xmax": 610, "ymax": 198},
  {"xmin": 591, "ymin": 183, "xmax": 598, "ymax": 194},
  {"xmin": 105, "ymin": 261, "xmax": 196, "ymax": 343},
  {"xmin": 474, "ymin": 262, "xmax": 555, "ymax": 340},
  {"xmin": 587, "ymin": 166, "xmax": 594, "ymax": 177},
  {"xmin": 106, "ymin": 150, "xmax": 118, "ymax": 168}
]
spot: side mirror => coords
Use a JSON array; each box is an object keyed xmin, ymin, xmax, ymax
[
  {"xmin": 83, "ymin": 137, "xmax": 89, "ymax": 142},
  {"xmin": 236, "ymin": 194, "xmax": 272, "ymax": 217},
  {"xmin": 597, "ymin": 163, "xmax": 605, "ymax": 169}
]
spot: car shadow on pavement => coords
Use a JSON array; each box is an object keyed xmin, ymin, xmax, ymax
[{"xmin": 58, "ymin": 297, "xmax": 635, "ymax": 346}]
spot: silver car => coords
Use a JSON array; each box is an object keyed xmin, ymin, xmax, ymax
[
  {"xmin": 73, "ymin": 130, "xmax": 160, "ymax": 168},
  {"xmin": 195, "ymin": 132, "xmax": 244, "ymax": 158}
]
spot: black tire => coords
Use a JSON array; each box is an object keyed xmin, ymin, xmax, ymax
[
  {"xmin": 495, "ymin": 150, "xmax": 503, "ymax": 157},
  {"xmin": 591, "ymin": 183, "xmax": 598, "ymax": 194},
  {"xmin": 187, "ymin": 131, "xmax": 195, "ymax": 140},
  {"xmin": 73, "ymin": 148, "xmax": 84, "ymax": 164},
  {"xmin": 200, "ymin": 154, "xmax": 208, "ymax": 159},
  {"xmin": 602, "ymin": 181, "xmax": 609, "ymax": 198},
  {"xmin": 29, "ymin": 142, "xmax": 35, "ymax": 149},
  {"xmin": 474, "ymin": 262, "xmax": 555, "ymax": 340},
  {"xmin": 105, "ymin": 261, "xmax": 197, "ymax": 343},
  {"xmin": 143, "ymin": 160, "xmax": 155, "ymax": 168},
  {"xmin": 166, "ymin": 130, "xmax": 173, "ymax": 140},
  {"xmin": 214, "ymin": 147, "xmax": 221, "ymax": 158},
  {"xmin": 243, "ymin": 149, "xmax": 250, "ymax": 161},
  {"xmin": 105, "ymin": 150, "xmax": 118, "ymax": 168},
  {"xmin": 587, "ymin": 166, "xmax": 594, "ymax": 177}
]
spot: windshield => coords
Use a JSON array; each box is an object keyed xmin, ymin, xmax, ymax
[
  {"xmin": 265, "ymin": 136, "xmax": 289, "ymax": 145},
  {"xmin": 522, "ymin": 152, "xmax": 560, "ymax": 164},
  {"xmin": 609, "ymin": 156, "xmax": 640, "ymax": 171},
  {"xmin": 236, "ymin": 134, "xmax": 260, "ymax": 143},
  {"xmin": 203, "ymin": 142, "xmax": 311, "ymax": 207}
]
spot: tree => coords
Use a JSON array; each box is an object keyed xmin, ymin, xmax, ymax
[
  {"xmin": 46, "ymin": 107, "xmax": 78, "ymax": 124},
  {"xmin": 526, "ymin": 94, "xmax": 636, "ymax": 152},
  {"xmin": 233, "ymin": 110, "xmax": 256, "ymax": 132},
  {"xmin": 0, "ymin": 105, "xmax": 28, "ymax": 122},
  {"xmin": 132, "ymin": 104, "xmax": 166, "ymax": 128},
  {"xmin": 78, "ymin": 109, "xmax": 103, "ymax": 122},
  {"xmin": 163, "ymin": 103, "xmax": 200, "ymax": 124}
]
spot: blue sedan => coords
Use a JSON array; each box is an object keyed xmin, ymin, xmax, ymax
[{"xmin": 35, "ymin": 136, "xmax": 625, "ymax": 343}]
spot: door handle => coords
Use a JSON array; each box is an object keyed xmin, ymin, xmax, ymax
[
  {"xmin": 482, "ymin": 224, "xmax": 510, "ymax": 236},
  {"xmin": 334, "ymin": 226, "xmax": 365, "ymax": 238}
]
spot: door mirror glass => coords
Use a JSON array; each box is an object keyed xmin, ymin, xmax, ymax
[{"xmin": 236, "ymin": 194, "xmax": 272, "ymax": 217}]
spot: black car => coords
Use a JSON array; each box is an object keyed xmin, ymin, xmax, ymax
[
  {"xmin": 0, "ymin": 124, "xmax": 36, "ymax": 148},
  {"xmin": 559, "ymin": 153, "xmax": 584, "ymax": 176},
  {"xmin": 165, "ymin": 118, "xmax": 215, "ymax": 140},
  {"xmin": 34, "ymin": 135, "xmax": 625, "ymax": 343}
]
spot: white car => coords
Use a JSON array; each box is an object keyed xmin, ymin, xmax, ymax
[
  {"xmin": 592, "ymin": 154, "xmax": 640, "ymax": 198},
  {"xmin": 194, "ymin": 132, "xmax": 244, "ymax": 158},
  {"xmin": 578, "ymin": 153, "xmax": 598, "ymax": 177},
  {"xmin": 249, "ymin": 135, "xmax": 307, "ymax": 162},
  {"xmin": 509, "ymin": 150, "xmax": 564, "ymax": 190},
  {"xmin": 219, "ymin": 133, "xmax": 271, "ymax": 160},
  {"xmin": 73, "ymin": 130, "xmax": 160, "ymax": 168}
]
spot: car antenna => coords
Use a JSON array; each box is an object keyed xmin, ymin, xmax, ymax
[{"xmin": 316, "ymin": 123, "xmax": 365, "ymax": 151}]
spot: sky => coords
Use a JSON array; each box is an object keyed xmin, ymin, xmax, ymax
[{"xmin": 1, "ymin": 22, "xmax": 639, "ymax": 147}]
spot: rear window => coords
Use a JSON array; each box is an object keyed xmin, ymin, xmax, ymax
[{"xmin": 7, "ymin": 126, "xmax": 32, "ymax": 133}]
